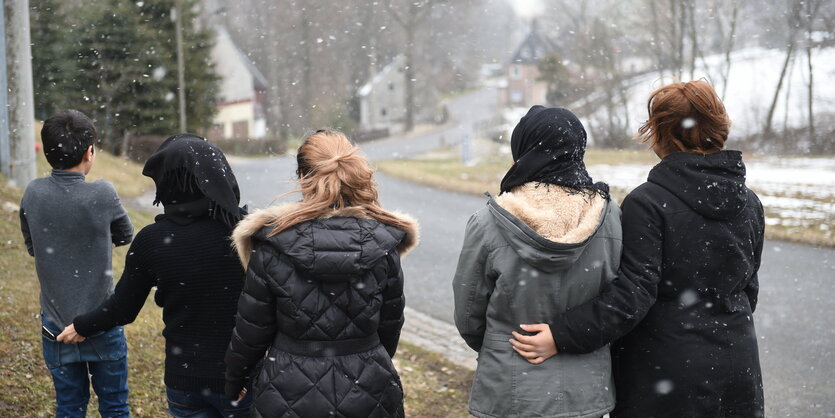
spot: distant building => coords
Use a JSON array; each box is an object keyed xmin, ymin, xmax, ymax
[
  {"xmin": 505, "ymin": 21, "xmax": 557, "ymax": 108},
  {"xmin": 358, "ymin": 55, "xmax": 407, "ymax": 135},
  {"xmin": 207, "ymin": 26, "xmax": 269, "ymax": 140}
]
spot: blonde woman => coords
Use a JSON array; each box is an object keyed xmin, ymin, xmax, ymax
[{"xmin": 224, "ymin": 129, "xmax": 418, "ymax": 417}]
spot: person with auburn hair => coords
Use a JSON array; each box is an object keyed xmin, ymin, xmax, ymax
[
  {"xmin": 511, "ymin": 80, "xmax": 766, "ymax": 417},
  {"xmin": 224, "ymin": 129, "xmax": 418, "ymax": 417}
]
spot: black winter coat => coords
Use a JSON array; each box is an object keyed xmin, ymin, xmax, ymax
[
  {"xmin": 550, "ymin": 151, "xmax": 765, "ymax": 417},
  {"xmin": 225, "ymin": 205, "xmax": 418, "ymax": 418}
]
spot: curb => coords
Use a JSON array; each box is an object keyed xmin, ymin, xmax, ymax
[{"xmin": 401, "ymin": 307, "xmax": 477, "ymax": 371}]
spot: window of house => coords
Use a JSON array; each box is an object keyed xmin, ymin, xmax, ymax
[
  {"xmin": 381, "ymin": 108, "xmax": 387, "ymax": 117},
  {"xmin": 511, "ymin": 65, "xmax": 522, "ymax": 80},
  {"xmin": 511, "ymin": 89, "xmax": 522, "ymax": 103}
]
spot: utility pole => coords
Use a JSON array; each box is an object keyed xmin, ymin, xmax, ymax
[
  {"xmin": 173, "ymin": 0, "xmax": 187, "ymax": 132},
  {"xmin": 4, "ymin": 0, "xmax": 35, "ymax": 187},
  {"xmin": 0, "ymin": 2, "xmax": 10, "ymax": 178}
]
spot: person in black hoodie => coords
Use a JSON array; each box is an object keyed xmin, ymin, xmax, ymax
[
  {"xmin": 224, "ymin": 129, "xmax": 418, "ymax": 417},
  {"xmin": 57, "ymin": 134, "xmax": 252, "ymax": 417},
  {"xmin": 511, "ymin": 80, "xmax": 766, "ymax": 417}
]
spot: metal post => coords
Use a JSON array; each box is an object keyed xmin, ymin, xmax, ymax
[
  {"xmin": 173, "ymin": 1, "xmax": 187, "ymax": 132},
  {"xmin": 0, "ymin": 2, "xmax": 9, "ymax": 178},
  {"xmin": 461, "ymin": 133, "xmax": 471, "ymax": 166},
  {"xmin": 5, "ymin": 0, "xmax": 35, "ymax": 187}
]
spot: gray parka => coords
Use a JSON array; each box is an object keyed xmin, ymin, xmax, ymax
[{"xmin": 453, "ymin": 190, "xmax": 622, "ymax": 418}]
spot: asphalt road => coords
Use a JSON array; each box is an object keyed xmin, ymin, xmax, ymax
[{"xmin": 229, "ymin": 88, "xmax": 834, "ymax": 417}]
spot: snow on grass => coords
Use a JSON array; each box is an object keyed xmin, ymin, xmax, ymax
[
  {"xmin": 380, "ymin": 144, "xmax": 834, "ymax": 245},
  {"xmin": 586, "ymin": 156, "xmax": 835, "ymax": 242},
  {"xmin": 581, "ymin": 46, "xmax": 835, "ymax": 141}
]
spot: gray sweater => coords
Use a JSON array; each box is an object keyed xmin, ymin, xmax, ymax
[{"xmin": 20, "ymin": 169, "xmax": 133, "ymax": 328}]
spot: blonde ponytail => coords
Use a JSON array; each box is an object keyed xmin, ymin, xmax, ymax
[{"xmin": 267, "ymin": 129, "xmax": 414, "ymax": 237}]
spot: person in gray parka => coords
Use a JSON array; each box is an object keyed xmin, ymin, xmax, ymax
[{"xmin": 453, "ymin": 106, "xmax": 622, "ymax": 418}]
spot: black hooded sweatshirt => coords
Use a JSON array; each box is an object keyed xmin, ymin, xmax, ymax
[
  {"xmin": 74, "ymin": 135, "xmax": 247, "ymax": 395},
  {"xmin": 550, "ymin": 150, "xmax": 765, "ymax": 417}
]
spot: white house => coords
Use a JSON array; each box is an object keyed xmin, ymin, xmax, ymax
[
  {"xmin": 358, "ymin": 55, "xmax": 407, "ymax": 134},
  {"xmin": 208, "ymin": 26, "xmax": 269, "ymax": 140}
]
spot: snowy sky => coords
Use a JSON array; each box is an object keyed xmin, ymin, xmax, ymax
[{"xmin": 508, "ymin": 0, "xmax": 545, "ymax": 19}]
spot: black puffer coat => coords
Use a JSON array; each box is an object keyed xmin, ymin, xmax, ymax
[
  {"xmin": 225, "ymin": 205, "xmax": 418, "ymax": 418},
  {"xmin": 550, "ymin": 151, "xmax": 765, "ymax": 417}
]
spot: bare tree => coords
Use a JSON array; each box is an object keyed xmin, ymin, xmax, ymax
[
  {"xmin": 763, "ymin": 0, "xmax": 803, "ymax": 136},
  {"xmin": 803, "ymin": 0, "xmax": 824, "ymax": 144},
  {"xmin": 670, "ymin": 0, "xmax": 685, "ymax": 79},
  {"xmin": 644, "ymin": 0, "xmax": 692, "ymax": 79},
  {"xmin": 718, "ymin": 0, "xmax": 739, "ymax": 99},
  {"xmin": 686, "ymin": 0, "xmax": 698, "ymax": 79},
  {"xmin": 649, "ymin": 0, "xmax": 666, "ymax": 79},
  {"xmin": 383, "ymin": 0, "xmax": 436, "ymax": 132}
]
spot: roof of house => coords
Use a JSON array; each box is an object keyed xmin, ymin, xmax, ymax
[
  {"xmin": 511, "ymin": 20, "xmax": 557, "ymax": 64},
  {"xmin": 218, "ymin": 26, "xmax": 269, "ymax": 90},
  {"xmin": 358, "ymin": 55, "xmax": 405, "ymax": 97},
  {"xmin": 235, "ymin": 48, "xmax": 269, "ymax": 91}
]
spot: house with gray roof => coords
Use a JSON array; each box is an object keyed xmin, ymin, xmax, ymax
[
  {"xmin": 505, "ymin": 21, "xmax": 557, "ymax": 107},
  {"xmin": 207, "ymin": 26, "xmax": 269, "ymax": 140}
]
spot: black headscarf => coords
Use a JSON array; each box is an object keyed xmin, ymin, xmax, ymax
[
  {"xmin": 499, "ymin": 106, "xmax": 609, "ymax": 198},
  {"xmin": 143, "ymin": 134, "xmax": 245, "ymax": 228}
]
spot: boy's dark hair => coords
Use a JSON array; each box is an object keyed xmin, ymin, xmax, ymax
[{"xmin": 41, "ymin": 110, "xmax": 97, "ymax": 169}]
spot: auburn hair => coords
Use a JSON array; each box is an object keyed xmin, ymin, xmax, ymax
[
  {"xmin": 637, "ymin": 80, "xmax": 730, "ymax": 154},
  {"xmin": 267, "ymin": 129, "xmax": 412, "ymax": 236}
]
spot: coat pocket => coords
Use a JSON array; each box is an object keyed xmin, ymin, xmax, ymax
[{"xmin": 469, "ymin": 332, "xmax": 515, "ymax": 416}]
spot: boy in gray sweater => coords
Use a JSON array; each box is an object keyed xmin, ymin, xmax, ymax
[{"xmin": 20, "ymin": 110, "xmax": 133, "ymax": 417}]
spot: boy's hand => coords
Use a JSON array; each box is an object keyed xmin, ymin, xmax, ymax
[
  {"xmin": 56, "ymin": 324, "xmax": 86, "ymax": 344},
  {"xmin": 234, "ymin": 387, "xmax": 248, "ymax": 405},
  {"xmin": 509, "ymin": 324, "xmax": 557, "ymax": 365}
]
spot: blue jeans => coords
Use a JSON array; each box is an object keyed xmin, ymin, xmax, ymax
[
  {"xmin": 166, "ymin": 387, "xmax": 252, "ymax": 418},
  {"xmin": 41, "ymin": 318, "xmax": 130, "ymax": 418}
]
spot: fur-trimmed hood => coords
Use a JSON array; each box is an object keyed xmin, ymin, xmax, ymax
[
  {"xmin": 232, "ymin": 202, "xmax": 419, "ymax": 269},
  {"xmin": 495, "ymin": 182, "xmax": 605, "ymax": 244},
  {"xmin": 485, "ymin": 182, "xmax": 617, "ymax": 273}
]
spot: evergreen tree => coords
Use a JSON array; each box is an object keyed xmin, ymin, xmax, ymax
[
  {"xmin": 71, "ymin": 0, "xmax": 168, "ymax": 153},
  {"xmin": 537, "ymin": 54, "xmax": 572, "ymax": 107},
  {"xmin": 30, "ymin": 0, "xmax": 75, "ymax": 121},
  {"xmin": 138, "ymin": 0, "xmax": 219, "ymax": 134},
  {"xmin": 30, "ymin": 0, "xmax": 220, "ymax": 153}
]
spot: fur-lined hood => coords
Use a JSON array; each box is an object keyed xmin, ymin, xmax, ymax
[
  {"xmin": 232, "ymin": 202, "xmax": 419, "ymax": 268},
  {"xmin": 485, "ymin": 183, "xmax": 617, "ymax": 273},
  {"xmin": 494, "ymin": 182, "xmax": 606, "ymax": 244}
]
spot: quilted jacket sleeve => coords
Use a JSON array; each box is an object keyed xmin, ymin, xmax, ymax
[
  {"xmin": 378, "ymin": 251, "xmax": 405, "ymax": 358},
  {"xmin": 225, "ymin": 246, "xmax": 277, "ymax": 399}
]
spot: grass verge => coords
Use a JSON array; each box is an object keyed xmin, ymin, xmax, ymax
[
  {"xmin": 376, "ymin": 148, "xmax": 652, "ymax": 199},
  {"xmin": 397, "ymin": 344, "xmax": 473, "ymax": 417},
  {"xmin": 1, "ymin": 152, "xmax": 473, "ymax": 415}
]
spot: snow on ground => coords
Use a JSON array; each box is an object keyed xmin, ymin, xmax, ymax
[
  {"xmin": 581, "ymin": 46, "xmax": 835, "ymax": 141},
  {"xmin": 586, "ymin": 157, "xmax": 835, "ymax": 234}
]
